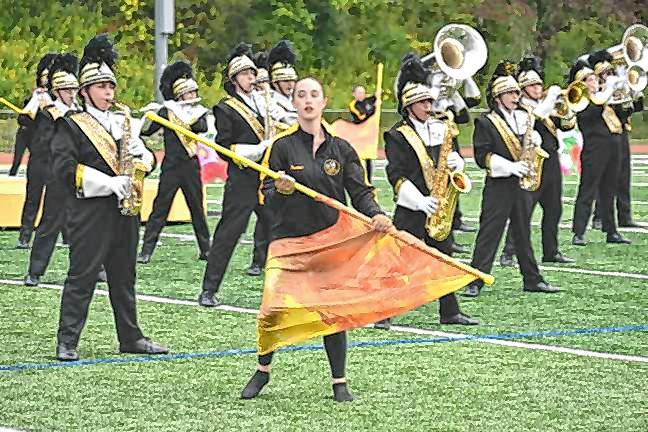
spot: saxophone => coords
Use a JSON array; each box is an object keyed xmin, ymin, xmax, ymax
[
  {"xmin": 425, "ymin": 117, "xmax": 472, "ymax": 241},
  {"xmin": 113, "ymin": 101, "xmax": 148, "ymax": 216},
  {"xmin": 518, "ymin": 108, "xmax": 549, "ymax": 192}
]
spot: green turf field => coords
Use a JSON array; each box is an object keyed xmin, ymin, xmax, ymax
[{"xmin": 1, "ymin": 157, "xmax": 647, "ymax": 431}]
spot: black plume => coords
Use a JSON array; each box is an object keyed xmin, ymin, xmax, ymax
[
  {"xmin": 268, "ymin": 40, "xmax": 297, "ymax": 67},
  {"xmin": 588, "ymin": 49, "xmax": 613, "ymax": 68},
  {"xmin": 80, "ymin": 34, "xmax": 118, "ymax": 73},
  {"xmin": 160, "ymin": 60, "xmax": 194, "ymax": 100},
  {"xmin": 396, "ymin": 53, "xmax": 428, "ymax": 96},
  {"xmin": 36, "ymin": 53, "xmax": 57, "ymax": 87},
  {"xmin": 47, "ymin": 53, "xmax": 79, "ymax": 90},
  {"xmin": 493, "ymin": 60, "xmax": 517, "ymax": 78},
  {"xmin": 518, "ymin": 56, "xmax": 542, "ymax": 73},
  {"xmin": 253, "ymin": 51, "xmax": 269, "ymax": 69},
  {"xmin": 227, "ymin": 42, "xmax": 253, "ymax": 64},
  {"xmin": 568, "ymin": 59, "xmax": 592, "ymax": 83}
]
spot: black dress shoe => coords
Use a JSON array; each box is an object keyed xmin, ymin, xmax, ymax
[
  {"xmin": 246, "ymin": 263, "xmax": 262, "ymax": 276},
  {"xmin": 542, "ymin": 252, "xmax": 575, "ymax": 264},
  {"xmin": 450, "ymin": 242, "xmax": 470, "ymax": 255},
  {"xmin": 137, "ymin": 252, "xmax": 152, "ymax": 264},
  {"xmin": 24, "ymin": 274, "xmax": 40, "ymax": 287},
  {"xmin": 241, "ymin": 370, "xmax": 270, "ymax": 399},
  {"xmin": 15, "ymin": 239, "xmax": 30, "ymax": 249},
  {"xmin": 499, "ymin": 253, "xmax": 515, "ymax": 267},
  {"xmin": 374, "ymin": 318, "xmax": 391, "ymax": 330},
  {"xmin": 97, "ymin": 268, "xmax": 107, "ymax": 283},
  {"xmin": 56, "ymin": 344, "xmax": 79, "ymax": 361},
  {"xmin": 455, "ymin": 222, "xmax": 477, "ymax": 233},
  {"xmin": 119, "ymin": 337, "xmax": 169, "ymax": 355},
  {"xmin": 332, "ymin": 382, "xmax": 354, "ymax": 402},
  {"xmin": 606, "ymin": 232, "xmax": 631, "ymax": 244},
  {"xmin": 462, "ymin": 283, "xmax": 481, "ymax": 298},
  {"xmin": 572, "ymin": 234, "xmax": 587, "ymax": 246},
  {"xmin": 440, "ymin": 313, "xmax": 479, "ymax": 325},
  {"xmin": 198, "ymin": 291, "xmax": 219, "ymax": 307},
  {"xmin": 199, "ymin": 251, "xmax": 209, "ymax": 261},
  {"xmin": 592, "ymin": 218, "xmax": 602, "ymax": 230},
  {"xmin": 523, "ymin": 281, "xmax": 561, "ymax": 293}
]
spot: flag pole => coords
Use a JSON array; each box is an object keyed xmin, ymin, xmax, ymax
[{"xmin": 144, "ymin": 112, "xmax": 494, "ymax": 284}]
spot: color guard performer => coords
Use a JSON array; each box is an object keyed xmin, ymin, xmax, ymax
[
  {"xmin": 499, "ymin": 57, "xmax": 576, "ymax": 267},
  {"xmin": 382, "ymin": 53, "xmax": 477, "ymax": 325},
  {"xmin": 52, "ymin": 35, "xmax": 167, "ymax": 360},
  {"xmin": 241, "ymin": 76, "xmax": 392, "ymax": 402},
  {"xmin": 463, "ymin": 61, "xmax": 559, "ymax": 297},
  {"xmin": 198, "ymin": 43, "xmax": 273, "ymax": 306},
  {"xmin": 15, "ymin": 53, "xmax": 57, "ymax": 249},
  {"xmin": 137, "ymin": 61, "xmax": 211, "ymax": 264},
  {"xmin": 571, "ymin": 51, "xmax": 631, "ymax": 245},
  {"xmin": 24, "ymin": 53, "xmax": 80, "ymax": 286}
]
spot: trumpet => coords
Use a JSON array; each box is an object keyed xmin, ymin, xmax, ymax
[{"xmin": 551, "ymin": 81, "xmax": 590, "ymax": 118}]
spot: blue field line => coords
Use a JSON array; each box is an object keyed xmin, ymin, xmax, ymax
[{"xmin": 1, "ymin": 324, "xmax": 646, "ymax": 373}]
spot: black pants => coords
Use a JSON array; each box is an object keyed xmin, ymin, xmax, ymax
[
  {"xmin": 258, "ymin": 331, "xmax": 347, "ymax": 378},
  {"xmin": 393, "ymin": 206, "xmax": 461, "ymax": 318},
  {"xmin": 502, "ymin": 152, "xmax": 562, "ymax": 259},
  {"xmin": 250, "ymin": 217, "xmax": 268, "ymax": 267},
  {"xmin": 141, "ymin": 159, "xmax": 210, "ymax": 256},
  {"xmin": 593, "ymin": 131, "xmax": 632, "ymax": 225},
  {"xmin": 28, "ymin": 179, "xmax": 70, "ymax": 277},
  {"xmin": 19, "ymin": 159, "xmax": 48, "ymax": 242},
  {"xmin": 572, "ymin": 137, "xmax": 621, "ymax": 236},
  {"xmin": 57, "ymin": 196, "xmax": 144, "ymax": 347},
  {"xmin": 470, "ymin": 177, "xmax": 543, "ymax": 289},
  {"xmin": 201, "ymin": 173, "xmax": 273, "ymax": 294},
  {"xmin": 9, "ymin": 126, "xmax": 29, "ymax": 176},
  {"xmin": 452, "ymin": 200, "xmax": 464, "ymax": 231}
]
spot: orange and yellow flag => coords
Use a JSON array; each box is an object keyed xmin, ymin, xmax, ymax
[{"xmin": 257, "ymin": 195, "xmax": 493, "ymax": 355}]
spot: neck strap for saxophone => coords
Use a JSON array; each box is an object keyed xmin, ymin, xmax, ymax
[
  {"xmin": 520, "ymin": 102, "xmax": 557, "ymax": 137},
  {"xmin": 69, "ymin": 112, "xmax": 120, "ymax": 175},
  {"xmin": 396, "ymin": 123, "xmax": 437, "ymax": 193},
  {"xmin": 224, "ymin": 96, "xmax": 265, "ymax": 141},
  {"xmin": 485, "ymin": 111, "xmax": 523, "ymax": 161},
  {"xmin": 167, "ymin": 109, "xmax": 198, "ymax": 158}
]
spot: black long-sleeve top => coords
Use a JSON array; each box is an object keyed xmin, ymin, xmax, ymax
[
  {"xmin": 261, "ymin": 125, "xmax": 383, "ymax": 241},
  {"xmin": 577, "ymin": 101, "xmax": 623, "ymax": 149},
  {"xmin": 348, "ymin": 96, "xmax": 377, "ymax": 123},
  {"xmin": 17, "ymin": 103, "xmax": 57, "ymax": 164},
  {"xmin": 140, "ymin": 107, "xmax": 208, "ymax": 171}
]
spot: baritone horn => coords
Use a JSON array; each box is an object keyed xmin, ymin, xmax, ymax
[
  {"xmin": 607, "ymin": 24, "xmax": 648, "ymax": 93},
  {"xmin": 553, "ymin": 81, "xmax": 590, "ymax": 118}
]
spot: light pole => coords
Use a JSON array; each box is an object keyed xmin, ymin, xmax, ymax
[{"xmin": 154, "ymin": 0, "xmax": 175, "ymax": 102}]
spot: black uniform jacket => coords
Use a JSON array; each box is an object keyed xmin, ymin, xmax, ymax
[
  {"xmin": 577, "ymin": 101, "xmax": 623, "ymax": 149},
  {"xmin": 261, "ymin": 124, "xmax": 383, "ymax": 241},
  {"xmin": 213, "ymin": 93, "xmax": 265, "ymax": 184},
  {"xmin": 141, "ymin": 107, "xmax": 208, "ymax": 171},
  {"xmin": 17, "ymin": 103, "xmax": 59, "ymax": 164},
  {"xmin": 348, "ymin": 96, "xmax": 376, "ymax": 123}
]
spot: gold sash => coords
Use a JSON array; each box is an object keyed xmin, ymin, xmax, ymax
[
  {"xmin": 396, "ymin": 124, "xmax": 436, "ymax": 192},
  {"xmin": 69, "ymin": 112, "xmax": 120, "ymax": 175},
  {"xmin": 45, "ymin": 106, "xmax": 63, "ymax": 121},
  {"xmin": 224, "ymin": 97, "xmax": 264, "ymax": 141},
  {"xmin": 167, "ymin": 109, "xmax": 198, "ymax": 158},
  {"xmin": 602, "ymin": 105, "xmax": 623, "ymax": 134},
  {"xmin": 485, "ymin": 112, "xmax": 523, "ymax": 161}
]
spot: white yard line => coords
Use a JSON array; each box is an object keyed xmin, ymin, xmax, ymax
[
  {"xmin": 460, "ymin": 216, "xmax": 648, "ymax": 234},
  {"xmin": 0, "ymin": 279, "xmax": 646, "ymax": 364}
]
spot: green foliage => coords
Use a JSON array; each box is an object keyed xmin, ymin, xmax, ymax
[{"xmin": 0, "ymin": 0, "xmax": 645, "ymax": 110}]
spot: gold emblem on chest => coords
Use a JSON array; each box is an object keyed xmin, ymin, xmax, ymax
[{"xmin": 323, "ymin": 159, "xmax": 341, "ymax": 176}]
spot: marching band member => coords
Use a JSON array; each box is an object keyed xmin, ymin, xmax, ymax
[
  {"xmin": 268, "ymin": 40, "xmax": 299, "ymax": 125},
  {"xmin": 499, "ymin": 57, "xmax": 576, "ymax": 267},
  {"xmin": 462, "ymin": 61, "xmax": 558, "ymax": 297},
  {"xmin": 24, "ymin": 53, "xmax": 81, "ymax": 286},
  {"xmin": 52, "ymin": 35, "xmax": 167, "ymax": 360},
  {"xmin": 571, "ymin": 51, "xmax": 631, "ymax": 245},
  {"xmin": 137, "ymin": 61, "xmax": 211, "ymax": 264},
  {"xmin": 15, "ymin": 53, "xmax": 57, "ymax": 249},
  {"xmin": 198, "ymin": 43, "xmax": 274, "ymax": 306},
  {"xmin": 381, "ymin": 53, "xmax": 477, "ymax": 327},
  {"xmin": 240, "ymin": 76, "xmax": 391, "ymax": 402}
]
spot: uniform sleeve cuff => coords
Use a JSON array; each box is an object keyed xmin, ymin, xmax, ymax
[{"xmin": 75, "ymin": 164, "xmax": 86, "ymax": 196}]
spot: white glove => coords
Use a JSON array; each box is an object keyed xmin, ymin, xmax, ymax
[
  {"xmin": 128, "ymin": 137, "xmax": 147, "ymax": 157},
  {"xmin": 534, "ymin": 85, "xmax": 561, "ymax": 118},
  {"xmin": 107, "ymin": 176, "xmax": 132, "ymax": 200},
  {"xmin": 446, "ymin": 151, "xmax": 465, "ymax": 171},
  {"xmin": 140, "ymin": 102, "xmax": 163, "ymax": 113},
  {"xmin": 509, "ymin": 161, "xmax": 530, "ymax": 178},
  {"xmin": 530, "ymin": 130, "xmax": 542, "ymax": 147},
  {"xmin": 632, "ymin": 89, "xmax": 644, "ymax": 101},
  {"xmin": 450, "ymin": 92, "xmax": 467, "ymax": 112},
  {"xmin": 234, "ymin": 140, "xmax": 271, "ymax": 162},
  {"xmin": 489, "ymin": 154, "xmax": 529, "ymax": 178},
  {"xmin": 79, "ymin": 166, "xmax": 131, "ymax": 200},
  {"xmin": 462, "ymin": 77, "xmax": 481, "ymax": 99},
  {"xmin": 396, "ymin": 180, "xmax": 438, "ymax": 216}
]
